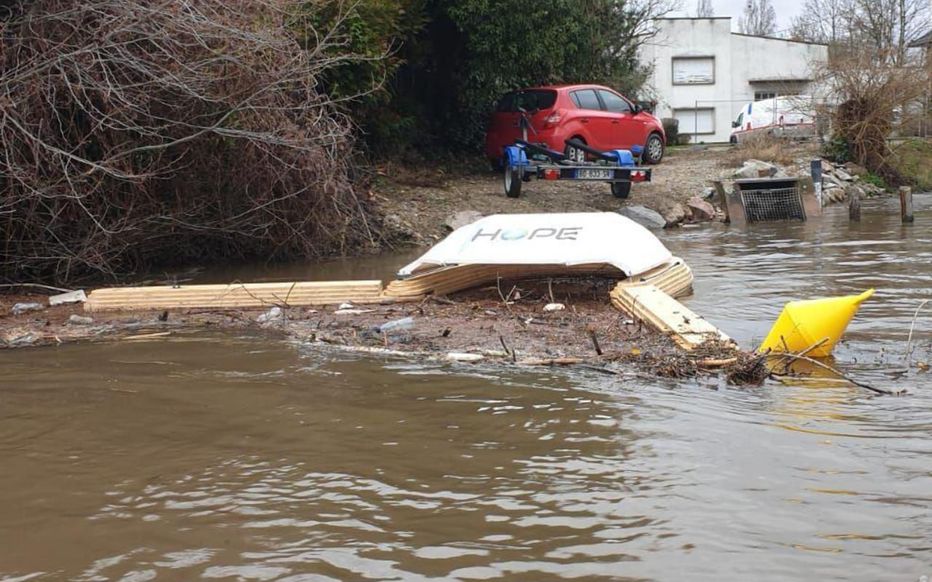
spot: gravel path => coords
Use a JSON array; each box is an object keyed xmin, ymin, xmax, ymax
[{"xmin": 375, "ymin": 145, "xmax": 748, "ymax": 243}]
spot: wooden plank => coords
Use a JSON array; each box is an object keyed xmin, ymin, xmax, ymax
[
  {"xmin": 611, "ymin": 284, "xmax": 732, "ymax": 350},
  {"xmin": 798, "ymin": 175, "xmax": 822, "ymax": 218},
  {"xmin": 613, "ymin": 258, "xmax": 693, "ymax": 299},
  {"xmin": 85, "ymin": 280, "xmax": 385, "ymax": 312}
]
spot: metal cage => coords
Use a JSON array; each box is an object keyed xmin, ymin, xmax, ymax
[{"xmin": 734, "ymin": 178, "xmax": 805, "ymax": 222}]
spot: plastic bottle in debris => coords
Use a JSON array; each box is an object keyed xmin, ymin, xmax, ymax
[{"xmin": 378, "ymin": 316, "xmax": 414, "ymax": 334}]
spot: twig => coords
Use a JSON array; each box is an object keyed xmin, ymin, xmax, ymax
[
  {"xmin": 773, "ymin": 352, "xmax": 904, "ymax": 396},
  {"xmin": 587, "ymin": 328, "xmax": 603, "ymax": 356},
  {"xmin": 772, "ymin": 337, "xmax": 829, "ymax": 375},
  {"xmin": 905, "ymin": 299, "xmax": 929, "ymax": 367},
  {"xmin": 499, "ymin": 334, "xmax": 512, "ymax": 361},
  {"xmin": 429, "ymin": 295, "xmax": 457, "ymax": 306},
  {"xmin": 0, "ymin": 283, "xmax": 74, "ymax": 294}
]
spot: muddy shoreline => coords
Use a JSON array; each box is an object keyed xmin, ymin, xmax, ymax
[{"xmin": 0, "ymin": 280, "xmax": 757, "ymax": 382}]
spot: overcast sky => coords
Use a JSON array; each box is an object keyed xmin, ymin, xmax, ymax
[{"xmin": 670, "ymin": 0, "xmax": 808, "ymax": 33}]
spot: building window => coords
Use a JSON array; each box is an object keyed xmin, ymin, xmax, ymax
[
  {"xmin": 673, "ymin": 108, "xmax": 715, "ymax": 134},
  {"xmin": 754, "ymin": 91, "xmax": 776, "ymax": 101},
  {"xmin": 672, "ymin": 57, "xmax": 715, "ymax": 85}
]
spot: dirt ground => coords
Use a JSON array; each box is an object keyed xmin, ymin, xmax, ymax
[{"xmin": 374, "ymin": 144, "xmax": 817, "ymax": 244}]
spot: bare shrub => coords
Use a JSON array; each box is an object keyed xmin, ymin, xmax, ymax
[
  {"xmin": 0, "ymin": 0, "xmax": 380, "ymax": 284},
  {"xmin": 722, "ymin": 134, "xmax": 802, "ymax": 167},
  {"xmin": 819, "ymin": 46, "xmax": 929, "ymax": 180}
]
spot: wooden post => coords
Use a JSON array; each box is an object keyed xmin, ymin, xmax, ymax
[
  {"xmin": 712, "ymin": 180, "xmax": 729, "ymax": 222},
  {"xmin": 899, "ymin": 186, "xmax": 914, "ymax": 223},
  {"xmin": 848, "ymin": 187, "xmax": 861, "ymax": 222},
  {"xmin": 810, "ymin": 159, "xmax": 823, "ymax": 208}
]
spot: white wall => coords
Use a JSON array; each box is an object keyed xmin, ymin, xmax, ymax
[{"xmin": 642, "ymin": 18, "xmax": 829, "ymax": 143}]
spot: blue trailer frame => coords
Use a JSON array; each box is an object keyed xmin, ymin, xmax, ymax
[{"xmin": 502, "ymin": 138, "xmax": 651, "ymax": 199}]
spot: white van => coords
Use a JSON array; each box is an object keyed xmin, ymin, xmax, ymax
[{"xmin": 730, "ymin": 95, "xmax": 816, "ymax": 143}]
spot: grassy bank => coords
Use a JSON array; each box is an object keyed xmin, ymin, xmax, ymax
[{"xmin": 890, "ymin": 139, "xmax": 932, "ymax": 191}]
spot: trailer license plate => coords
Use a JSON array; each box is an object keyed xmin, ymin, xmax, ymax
[{"xmin": 576, "ymin": 168, "xmax": 613, "ymax": 180}]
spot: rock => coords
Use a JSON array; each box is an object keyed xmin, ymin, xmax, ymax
[
  {"xmin": 845, "ymin": 162, "xmax": 868, "ymax": 177},
  {"xmin": 11, "ymin": 302, "xmax": 44, "ymax": 315},
  {"xmin": 825, "ymin": 173, "xmax": 846, "ymax": 188},
  {"xmin": 618, "ymin": 205, "xmax": 665, "ymax": 229},
  {"xmin": 68, "ymin": 314, "xmax": 94, "ymax": 326},
  {"xmin": 383, "ymin": 213, "xmax": 420, "ymax": 242},
  {"xmin": 701, "ymin": 186, "xmax": 716, "ymax": 200},
  {"xmin": 49, "ymin": 290, "xmax": 87, "ymax": 306},
  {"xmin": 543, "ymin": 303, "xmax": 565, "ymax": 312},
  {"xmin": 443, "ymin": 210, "xmax": 483, "ymax": 232},
  {"xmin": 256, "ymin": 306, "xmax": 283, "ymax": 323},
  {"xmin": 820, "ymin": 159, "xmax": 834, "ymax": 173},
  {"xmin": 843, "ymin": 183, "xmax": 865, "ymax": 202},
  {"xmin": 833, "ymin": 168, "xmax": 854, "ymax": 181},
  {"xmin": 661, "ymin": 203, "xmax": 689, "ymax": 228},
  {"xmin": 733, "ymin": 159, "xmax": 779, "ymax": 179},
  {"xmin": 338, "ymin": 302, "xmax": 355, "ymax": 310},
  {"xmin": 6, "ymin": 332, "xmax": 38, "ymax": 347},
  {"xmin": 446, "ymin": 352, "xmax": 484, "ymax": 363},
  {"xmin": 686, "ymin": 196, "xmax": 716, "ymax": 222}
]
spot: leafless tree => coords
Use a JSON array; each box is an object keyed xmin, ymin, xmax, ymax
[
  {"xmin": 790, "ymin": 0, "xmax": 928, "ymax": 64},
  {"xmin": 696, "ymin": 0, "xmax": 714, "ymax": 17},
  {"xmin": 739, "ymin": 0, "xmax": 777, "ymax": 36},
  {"xmin": 847, "ymin": 0, "xmax": 930, "ymax": 64},
  {"xmin": 789, "ymin": 0, "xmax": 851, "ymax": 43}
]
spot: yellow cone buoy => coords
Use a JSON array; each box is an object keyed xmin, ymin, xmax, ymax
[{"xmin": 759, "ymin": 289, "xmax": 874, "ymax": 357}]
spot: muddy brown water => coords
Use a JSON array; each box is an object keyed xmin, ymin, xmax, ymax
[{"xmin": 1, "ymin": 197, "xmax": 931, "ymax": 581}]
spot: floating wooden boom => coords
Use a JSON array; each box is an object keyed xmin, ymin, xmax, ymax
[
  {"xmin": 610, "ymin": 283, "xmax": 733, "ymax": 350},
  {"xmin": 85, "ymin": 280, "xmax": 385, "ymax": 313}
]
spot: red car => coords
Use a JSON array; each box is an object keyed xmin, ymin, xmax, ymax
[{"xmin": 484, "ymin": 84, "xmax": 665, "ymax": 168}]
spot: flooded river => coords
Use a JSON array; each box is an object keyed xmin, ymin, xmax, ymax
[{"xmin": 1, "ymin": 197, "xmax": 930, "ymax": 581}]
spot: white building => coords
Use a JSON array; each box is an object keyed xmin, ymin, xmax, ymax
[{"xmin": 641, "ymin": 17, "xmax": 829, "ymax": 143}]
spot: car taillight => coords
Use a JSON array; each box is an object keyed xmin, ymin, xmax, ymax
[
  {"xmin": 543, "ymin": 168, "xmax": 560, "ymax": 180},
  {"xmin": 630, "ymin": 170, "xmax": 647, "ymax": 182},
  {"xmin": 543, "ymin": 110, "xmax": 563, "ymax": 127}
]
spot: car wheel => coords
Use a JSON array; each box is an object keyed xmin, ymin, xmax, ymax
[
  {"xmin": 642, "ymin": 133, "xmax": 664, "ymax": 165},
  {"xmin": 504, "ymin": 165, "xmax": 523, "ymax": 198},
  {"xmin": 564, "ymin": 140, "xmax": 587, "ymax": 163},
  {"xmin": 729, "ymin": 135, "xmax": 738, "ymax": 145},
  {"xmin": 611, "ymin": 181, "xmax": 631, "ymax": 199}
]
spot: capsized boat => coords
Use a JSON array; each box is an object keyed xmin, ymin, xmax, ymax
[{"xmin": 384, "ymin": 212, "xmax": 694, "ymax": 299}]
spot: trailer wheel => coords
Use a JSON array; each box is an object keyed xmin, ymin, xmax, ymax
[
  {"xmin": 504, "ymin": 165, "xmax": 523, "ymax": 198},
  {"xmin": 611, "ymin": 181, "xmax": 631, "ymax": 199}
]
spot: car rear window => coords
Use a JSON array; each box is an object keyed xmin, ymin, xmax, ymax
[
  {"xmin": 496, "ymin": 90, "xmax": 557, "ymax": 112},
  {"xmin": 570, "ymin": 89, "xmax": 601, "ymax": 111}
]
